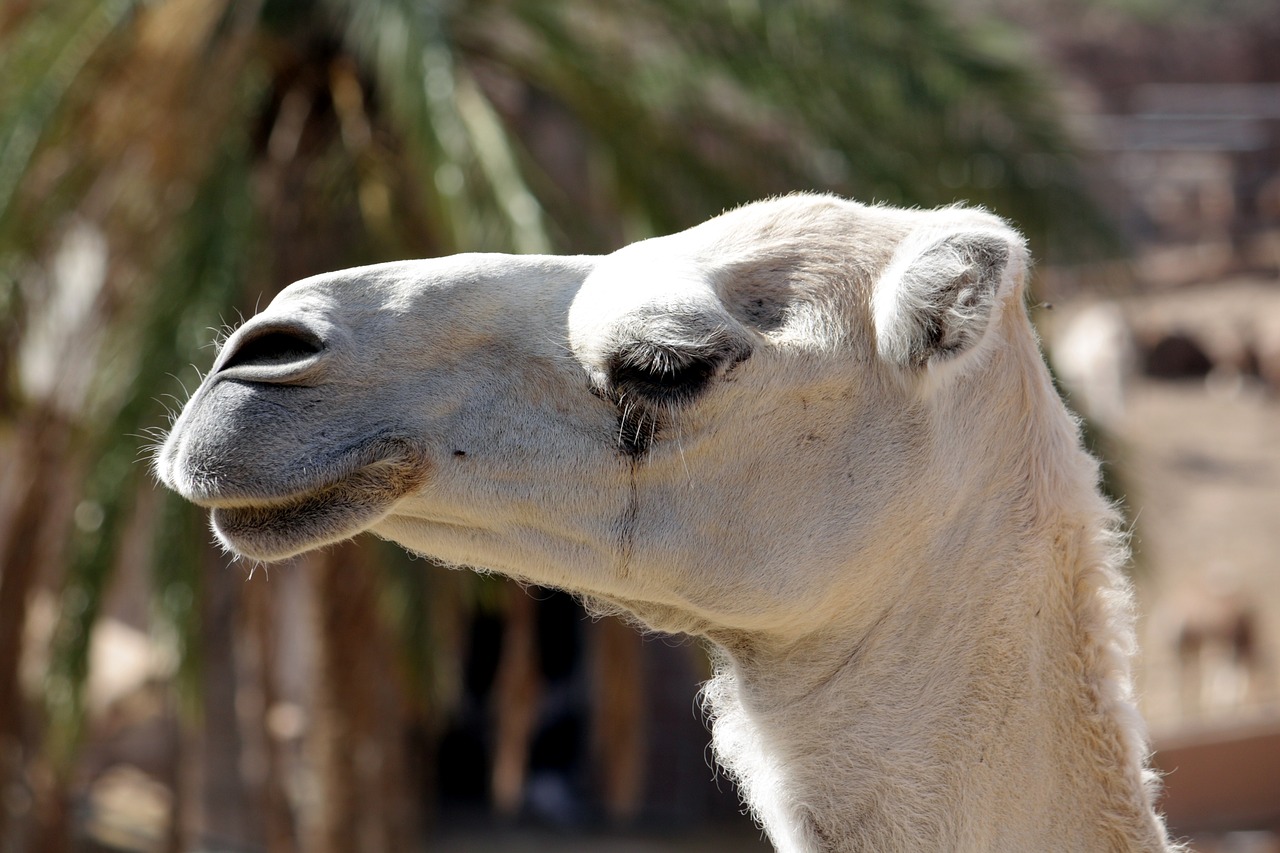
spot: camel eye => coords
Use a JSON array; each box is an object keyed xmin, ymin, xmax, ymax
[{"xmin": 608, "ymin": 345, "xmax": 721, "ymax": 406}]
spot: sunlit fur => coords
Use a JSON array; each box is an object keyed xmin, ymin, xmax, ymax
[{"xmin": 157, "ymin": 195, "xmax": 1178, "ymax": 852}]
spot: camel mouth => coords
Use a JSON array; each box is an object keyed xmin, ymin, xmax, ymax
[{"xmin": 203, "ymin": 448, "xmax": 433, "ymax": 562}]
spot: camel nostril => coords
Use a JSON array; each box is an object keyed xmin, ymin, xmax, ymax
[{"xmin": 219, "ymin": 325, "xmax": 324, "ymax": 373}]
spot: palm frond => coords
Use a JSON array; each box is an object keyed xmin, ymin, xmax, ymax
[
  {"xmin": 465, "ymin": 0, "xmax": 1115, "ymax": 257},
  {"xmin": 0, "ymin": 0, "xmax": 139, "ymax": 235},
  {"xmin": 328, "ymin": 0, "xmax": 551, "ymax": 253}
]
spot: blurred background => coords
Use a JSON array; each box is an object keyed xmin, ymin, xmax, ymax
[{"xmin": 1, "ymin": 0, "xmax": 1277, "ymax": 851}]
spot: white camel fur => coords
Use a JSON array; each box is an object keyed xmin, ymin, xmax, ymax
[{"xmin": 157, "ymin": 195, "xmax": 1176, "ymax": 852}]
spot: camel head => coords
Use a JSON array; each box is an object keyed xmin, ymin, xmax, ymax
[{"xmin": 157, "ymin": 194, "xmax": 1032, "ymax": 637}]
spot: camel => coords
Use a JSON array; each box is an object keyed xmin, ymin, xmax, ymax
[{"xmin": 156, "ymin": 194, "xmax": 1178, "ymax": 852}]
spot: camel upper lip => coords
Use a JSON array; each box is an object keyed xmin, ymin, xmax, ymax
[
  {"xmin": 170, "ymin": 435, "xmax": 428, "ymax": 510},
  {"xmin": 187, "ymin": 478, "xmax": 345, "ymax": 510}
]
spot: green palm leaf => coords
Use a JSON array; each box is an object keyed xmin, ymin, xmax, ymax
[{"xmin": 0, "ymin": 0, "xmax": 139, "ymax": 235}]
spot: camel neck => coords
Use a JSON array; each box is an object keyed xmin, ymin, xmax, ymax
[{"xmin": 704, "ymin": 522, "xmax": 1172, "ymax": 853}]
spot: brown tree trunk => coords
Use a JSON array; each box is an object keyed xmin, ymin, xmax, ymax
[
  {"xmin": 241, "ymin": 575, "xmax": 298, "ymax": 853},
  {"xmin": 191, "ymin": 539, "xmax": 263, "ymax": 851},
  {"xmin": 0, "ymin": 409, "xmax": 71, "ymax": 850},
  {"xmin": 489, "ymin": 587, "xmax": 541, "ymax": 818},
  {"xmin": 25, "ymin": 759, "xmax": 71, "ymax": 853},
  {"xmin": 589, "ymin": 616, "xmax": 646, "ymax": 822},
  {"xmin": 308, "ymin": 540, "xmax": 419, "ymax": 853},
  {"xmin": 164, "ymin": 704, "xmax": 191, "ymax": 853}
]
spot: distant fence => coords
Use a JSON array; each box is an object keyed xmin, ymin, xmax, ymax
[{"xmin": 1154, "ymin": 717, "xmax": 1280, "ymax": 835}]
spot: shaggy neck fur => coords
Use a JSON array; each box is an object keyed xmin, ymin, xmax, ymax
[{"xmin": 702, "ymin": 314, "xmax": 1173, "ymax": 853}]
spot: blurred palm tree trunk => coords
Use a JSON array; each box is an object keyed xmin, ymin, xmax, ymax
[
  {"xmin": 163, "ymin": 705, "xmax": 189, "ymax": 853},
  {"xmin": 309, "ymin": 541, "xmax": 419, "ymax": 853},
  {"xmin": 0, "ymin": 407, "xmax": 73, "ymax": 850},
  {"xmin": 490, "ymin": 588, "xmax": 541, "ymax": 817},
  {"xmin": 589, "ymin": 617, "xmax": 645, "ymax": 822},
  {"xmin": 192, "ymin": 541, "xmax": 263, "ymax": 851},
  {"xmin": 242, "ymin": 576, "xmax": 299, "ymax": 853}
]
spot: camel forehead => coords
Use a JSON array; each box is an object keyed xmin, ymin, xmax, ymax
[
  {"xmin": 571, "ymin": 192, "xmax": 951, "ymax": 315},
  {"xmin": 568, "ymin": 245, "xmax": 734, "ymax": 376},
  {"xmin": 263, "ymin": 253, "xmax": 598, "ymax": 323},
  {"xmin": 567, "ymin": 195, "xmax": 898, "ymax": 360},
  {"xmin": 572, "ymin": 240, "xmax": 719, "ymax": 330}
]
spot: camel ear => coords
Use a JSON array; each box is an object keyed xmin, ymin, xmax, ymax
[{"xmin": 873, "ymin": 229, "xmax": 1017, "ymax": 370}]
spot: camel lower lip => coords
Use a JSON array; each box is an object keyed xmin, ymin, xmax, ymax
[
  {"xmin": 207, "ymin": 456, "xmax": 432, "ymax": 561},
  {"xmin": 210, "ymin": 482, "xmax": 381, "ymax": 561},
  {"xmin": 211, "ymin": 478, "xmax": 360, "ymax": 530}
]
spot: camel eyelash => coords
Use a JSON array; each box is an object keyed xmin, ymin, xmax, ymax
[
  {"xmin": 608, "ymin": 346, "xmax": 721, "ymax": 406},
  {"xmin": 606, "ymin": 331, "xmax": 752, "ymax": 408}
]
